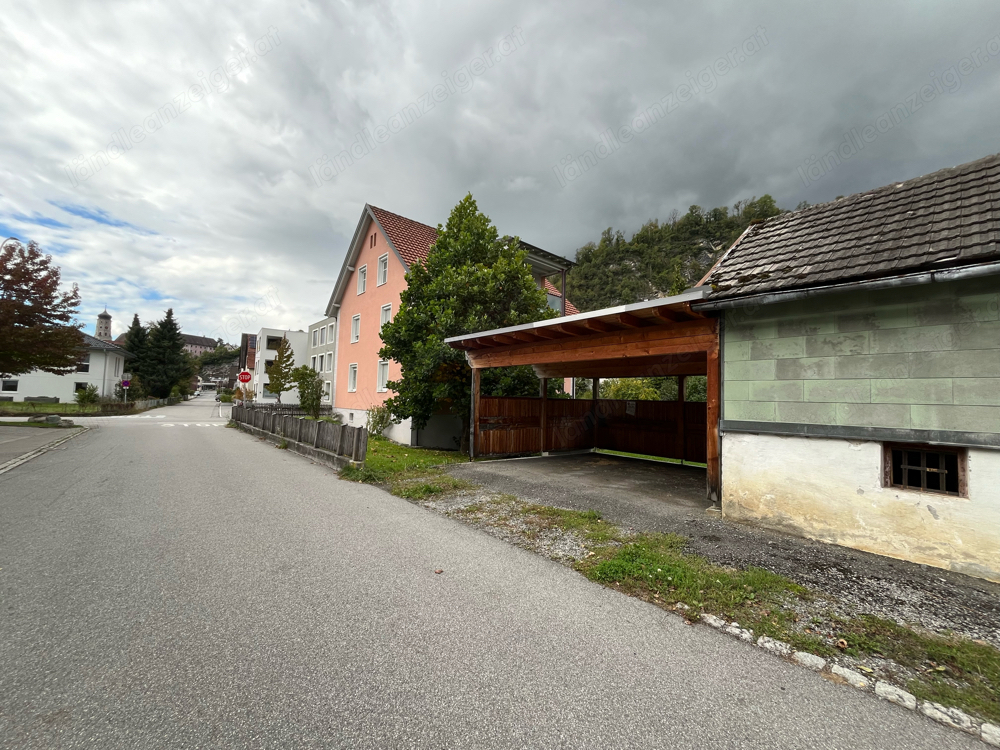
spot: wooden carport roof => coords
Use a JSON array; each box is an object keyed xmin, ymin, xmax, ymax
[{"xmin": 445, "ymin": 288, "xmax": 722, "ymax": 504}]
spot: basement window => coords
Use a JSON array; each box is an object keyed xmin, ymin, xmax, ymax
[{"xmin": 884, "ymin": 443, "xmax": 966, "ymax": 497}]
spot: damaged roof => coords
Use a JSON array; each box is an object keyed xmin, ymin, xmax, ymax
[{"xmin": 701, "ymin": 152, "xmax": 1000, "ymax": 300}]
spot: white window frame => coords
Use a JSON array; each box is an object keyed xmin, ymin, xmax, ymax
[
  {"xmin": 380, "ymin": 303, "xmax": 392, "ymax": 328},
  {"xmin": 376, "ymin": 360, "xmax": 389, "ymax": 393},
  {"xmin": 327, "ymin": 352, "xmax": 334, "ymax": 372},
  {"xmin": 323, "ymin": 381, "xmax": 331, "ymax": 401},
  {"xmin": 311, "ymin": 356, "xmax": 317, "ymax": 370},
  {"xmin": 348, "ymin": 364, "xmax": 358, "ymax": 392},
  {"xmin": 318, "ymin": 354, "xmax": 324, "ymax": 371},
  {"xmin": 327, "ymin": 324, "xmax": 335, "ymax": 343},
  {"xmin": 377, "ymin": 253, "xmax": 389, "ymax": 286},
  {"xmin": 357, "ymin": 265, "xmax": 367, "ymax": 294},
  {"xmin": 312, "ymin": 329, "xmax": 318, "ymax": 347},
  {"xmin": 351, "ymin": 315, "xmax": 360, "ymax": 343},
  {"xmin": 319, "ymin": 326, "xmax": 326, "ymax": 345}
]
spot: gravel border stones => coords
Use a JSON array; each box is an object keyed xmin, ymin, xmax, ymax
[
  {"xmin": 831, "ymin": 665, "xmax": 869, "ymax": 690},
  {"xmin": 792, "ymin": 651, "xmax": 827, "ymax": 671},
  {"xmin": 982, "ymin": 723, "xmax": 1000, "ymax": 747}
]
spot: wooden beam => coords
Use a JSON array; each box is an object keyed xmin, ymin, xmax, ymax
[
  {"xmin": 532, "ymin": 328, "xmax": 570, "ymax": 340},
  {"xmin": 553, "ymin": 323, "xmax": 589, "ymax": 336},
  {"xmin": 471, "ymin": 367, "xmax": 481, "ymax": 460},
  {"xmin": 491, "ymin": 334, "xmax": 519, "ymax": 345},
  {"xmin": 540, "ymin": 377, "xmax": 548, "ymax": 454},
  {"xmin": 706, "ymin": 343, "xmax": 721, "ymax": 506},
  {"xmin": 613, "ymin": 312, "xmax": 650, "ymax": 328},
  {"xmin": 592, "ymin": 377, "xmax": 599, "ymax": 449},
  {"xmin": 652, "ymin": 306, "xmax": 695, "ymax": 323},
  {"xmin": 581, "ymin": 318, "xmax": 616, "ymax": 333},
  {"xmin": 510, "ymin": 331, "xmax": 540, "ymax": 343},
  {"xmin": 470, "ymin": 333, "xmax": 718, "ymax": 369},
  {"xmin": 677, "ymin": 375, "xmax": 686, "ymax": 463}
]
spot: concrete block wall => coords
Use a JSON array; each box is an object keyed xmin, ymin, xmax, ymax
[{"xmin": 722, "ymin": 276, "xmax": 1000, "ymax": 438}]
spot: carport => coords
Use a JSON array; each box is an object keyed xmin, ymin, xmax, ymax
[{"xmin": 444, "ymin": 289, "xmax": 722, "ymax": 503}]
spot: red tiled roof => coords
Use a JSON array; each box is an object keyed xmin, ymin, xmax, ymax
[
  {"xmin": 368, "ymin": 204, "xmax": 578, "ymax": 313},
  {"xmin": 368, "ymin": 205, "xmax": 440, "ymax": 267},
  {"xmin": 543, "ymin": 279, "xmax": 580, "ymax": 315}
]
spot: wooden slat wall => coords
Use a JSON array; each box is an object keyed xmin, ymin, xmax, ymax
[{"xmin": 476, "ymin": 396, "xmax": 707, "ymax": 462}]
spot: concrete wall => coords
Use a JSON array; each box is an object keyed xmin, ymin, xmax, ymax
[
  {"xmin": 722, "ymin": 276, "xmax": 1000, "ymax": 439},
  {"xmin": 722, "ymin": 433, "xmax": 1000, "ymax": 582}
]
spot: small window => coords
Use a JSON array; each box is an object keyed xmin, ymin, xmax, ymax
[
  {"xmin": 377, "ymin": 253, "xmax": 389, "ymax": 286},
  {"xmin": 327, "ymin": 354, "xmax": 334, "ymax": 372},
  {"xmin": 74, "ymin": 382, "xmax": 88, "ymax": 392},
  {"xmin": 311, "ymin": 356, "xmax": 317, "ymax": 370},
  {"xmin": 312, "ymin": 329, "xmax": 318, "ymax": 347},
  {"xmin": 1, "ymin": 379, "xmax": 18, "ymax": 392},
  {"xmin": 318, "ymin": 354, "xmax": 324, "ymax": 371},
  {"xmin": 351, "ymin": 315, "xmax": 360, "ymax": 343},
  {"xmin": 76, "ymin": 353, "xmax": 90, "ymax": 373},
  {"xmin": 319, "ymin": 327, "xmax": 326, "ymax": 345},
  {"xmin": 380, "ymin": 303, "xmax": 392, "ymax": 328},
  {"xmin": 377, "ymin": 360, "xmax": 389, "ymax": 392},
  {"xmin": 357, "ymin": 265, "xmax": 367, "ymax": 294},
  {"xmin": 323, "ymin": 381, "xmax": 331, "ymax": 401},
  {"xmin": 266, "ymin": 336, "xmax": 282, "ymax": 350},
  {"xmin": 327, "ymin": 324, "xmax": 334, "ymax": 343},
  {"xmin": 348, "ymin": 364, "xmax": 358, "ymax": 392},
  {"xmin": 884, "ymin": 443, "xmax": 966, "ymax": 497}
]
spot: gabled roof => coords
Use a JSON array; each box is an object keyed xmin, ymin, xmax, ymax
[
  {"xmin": 701, "ymin": 152, "xmax": 1000, "ymax": 301},
  {"xmin": 543, "ymin": 279, "xmax": 580, "ymax": 315},
  {"xmin": 325, "ymin": 204, "xmax": 575, "ymax": 316},
  {"xmin": 82, "ymin": 332, "xmax": 132, "ymax": 356},
  {"xmin": 181, "ymin": 333, "xmax": 220, "ymax": 349}
]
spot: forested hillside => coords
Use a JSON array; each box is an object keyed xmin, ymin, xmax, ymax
[{"xmin": 566, "ymin": 196, "xmax": 784, "ymax": 312}]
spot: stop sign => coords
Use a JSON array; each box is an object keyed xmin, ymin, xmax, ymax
[{"xmin": 238, "ymin": 371, "xmax": 251, "ymax": 383}]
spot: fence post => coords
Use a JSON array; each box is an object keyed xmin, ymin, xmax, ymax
[
  {"xmin": 296, "ymin": 417, "xmax": 303, "ymax": 443},
  {"xmin": 314, "ymin": 420, "xmax": 323, "ymax": 448},
  {"xmin": 354, "ymin": 427, "xmax": 368, "ymax": 463}
]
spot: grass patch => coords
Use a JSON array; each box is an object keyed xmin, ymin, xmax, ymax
[
  {"xmin": 277, "ymin": 439, "xmax": 288, "ymax": 450},
  {"xmin": 0, "ymin": 403, "xmax": 103, "ymax": 416},
  {"xmin": 834, "ymin": 615, "xmax": 1000, "ymax": 723},
  {"xmin": 0, "ymin": 420, "xmax": 73, "ymax": 428},
  {"xmin": 339, "ymin": 436, "xmax": 469, "ymax": 497}
]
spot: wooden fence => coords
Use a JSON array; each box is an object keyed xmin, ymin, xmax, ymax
[
  {"xmin": 476, "ymin": 396, "xmax": 706, "ymax": 463},
  {"xmin": 231, "ymin": 405, "xmax": 367, "ymax": 465}
]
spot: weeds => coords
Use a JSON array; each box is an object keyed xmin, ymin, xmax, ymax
[{"xmin": 277, "ymin": 439, "xmax": 288, "ymax": 450}]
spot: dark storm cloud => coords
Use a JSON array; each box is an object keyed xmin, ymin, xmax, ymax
[{"xmin": 1, "ymin": 0, "xmax": 998, "ymax": 339}]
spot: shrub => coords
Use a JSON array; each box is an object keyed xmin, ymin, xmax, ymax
[
  {"xmin": 74, "ymin": 384, "xmax": 100, "ymax": 405},
  {"xmin": 366, "ymin": 403, "xmax": 394, "ymax": 436},
  {"xmin": 219, "ymin": 394, "xmax": 233, "ymax": 403}
]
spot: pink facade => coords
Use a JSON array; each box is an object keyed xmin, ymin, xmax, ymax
[{"xmin": 334, "ymin": 218, "xmax": 407, "ymax": 411}]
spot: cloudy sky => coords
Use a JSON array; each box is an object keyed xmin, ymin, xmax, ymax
[{"xmin": 3, "ymin": 1, "xmax": 999, "ymax": 343}]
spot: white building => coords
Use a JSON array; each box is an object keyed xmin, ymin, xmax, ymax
[
  {"xmin": 307, "ymin": 316, "xmax": 337, "ymax": 407},
  {"xmin": 250, "ymin": 328, "xmax": 308, "ymax": 403},
  {"xmin": 0, "ymin": 313, "xmax": 130, "ymax": 403}
]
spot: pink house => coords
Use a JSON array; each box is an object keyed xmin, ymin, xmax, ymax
[{"xmin": 324, "ymin": 204, "xmax": 575, "ymax": 447}]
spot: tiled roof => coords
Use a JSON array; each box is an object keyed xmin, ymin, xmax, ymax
[
  {"xmin": 543, "ymin": 279, "xmax": 580, "ymax": 315},
  {"xmin": 702, "ymin": 152, "xmax": 1000, "ymax": 299},
  {"xmin": 82, "ymin": 332, "xmax": 131, "ymax": 355},
  {"xmin": 368, "ymin": 205, "xmax": 440, "ymax": 268},
  {"xmin": 182, "ymin": 333, "xmax": 220, "ymax": 348}
]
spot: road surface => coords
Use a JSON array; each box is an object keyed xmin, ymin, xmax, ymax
[{"xmin": 0, "ymin": 397, "xmax": 981, "ymax": 748}]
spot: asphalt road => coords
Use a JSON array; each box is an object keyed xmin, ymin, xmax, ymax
[{"xmin": 0, "ymin": 397, "xmax": 981, "ymax": 749}]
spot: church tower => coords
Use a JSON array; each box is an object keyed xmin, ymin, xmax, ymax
[{"xmin": 96, "ymin": 309, "xmax": 112, "ymax": 341}]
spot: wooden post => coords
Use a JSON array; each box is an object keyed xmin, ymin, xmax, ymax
[
  {"xmin": 706, "ymin": 342, "xmax": 721, "ymax": 507},
  {"xmin": 470, "ymin": 368, "xmax": 481, "ymax": 460},
  {"xmin": 540, "ymin": 377, "xmax": 548, "ymax": 454},
  {"xmin": 592, "ymin": 377, "xmax": 599, "ymax": 450},
  {"xmin": 677, "ymin": 375, "xmax": 687, "ymax": 463}
]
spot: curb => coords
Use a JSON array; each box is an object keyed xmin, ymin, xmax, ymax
[
  {"xmin": 698, "ymin": 613, "xmax": 999, "ymax": 746},
  {"xmin": 0, "ymin": 427, "xmax": 89, "ymax": 477}
]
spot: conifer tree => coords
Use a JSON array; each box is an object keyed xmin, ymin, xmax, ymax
[
  {"xmin": 145, "ymin": 309, "xmax": 192, "ymax": 398},
  {"xmin": 264, "ymin": 336, "xmax": 295, "ymax": 403}
]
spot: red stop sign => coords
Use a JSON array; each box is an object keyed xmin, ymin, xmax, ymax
[{"xmin": 238, "ymin": 371, "xmax": 251, "ymax": 383}]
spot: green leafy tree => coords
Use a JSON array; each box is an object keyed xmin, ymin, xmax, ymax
[
  {"xmin": 264, "ymin": 336, "xmax": 295, "ymax": 403},
  {"xmin": 0, "ymin": 239, "xmax": 84, "ymax": 378},
  {"xmin": 196, "ymin": 344, "xmax": 237, "ymax": 369},
  {"xmin": 567, "ymin": 196, "xmax": 784, "ymax": 313},
  {"xmin": 379, "ymin": 194, "xmax": 555, "ymax": 452},
  {"xmin": 291, "ymin": 364, "xmax": 324, "ymax": 418},
  {"xmin": 599, "ymin": 377, "xmax": 660, "ymax": 401},
  {"xmin": 144, "ymin": 309, "xmax": 194, "ymax": 398}
]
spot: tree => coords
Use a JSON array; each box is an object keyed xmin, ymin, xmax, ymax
[
  {"xmin": 379, "ymin": 194, "xmax": 555, "ymax": 451},
  {"xmin": 566, "ymin": 196, "xmax": 784, "ymax": 313},
  {"xmin": 291, "ymin": 365, "xmax": 323, "ymax": 418},
  {"xmin": 144, "ymin": 309, "xmax": 194, "ymax": 398},
  {"xmin": 74, "ymin": 383, "xmax": 100, "ymax": 405},
  {"xmin": 0, "ymin": 239, "xmax": 84, "ymax": 378},
  {"xmin": 196, "ymin": 344, "xmax": 237, "ymax": 369},
  {"xmin": 264, "ymin": 336, "xmax": 295, "ymax": 403},
  {"xmin": 599, "ymin": 377, "xmax": 660, "ymax": 401},
  {"xmin": 120, "ymin": 314, "xmax": 150, "ymax": 398}
]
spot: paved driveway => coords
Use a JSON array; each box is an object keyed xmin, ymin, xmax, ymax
[{"xmin": 0, "ymin": 399, "xmax": 981, "ymax": 748}]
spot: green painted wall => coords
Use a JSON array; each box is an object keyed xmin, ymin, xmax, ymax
[{"xmin": 722, "ymin": 276, "xmax": 1000, "ymax": 434}]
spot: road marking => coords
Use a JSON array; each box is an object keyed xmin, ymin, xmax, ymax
[{"xmin": 0, "ymin": 428, "xmax": 89, "ymax": 476}]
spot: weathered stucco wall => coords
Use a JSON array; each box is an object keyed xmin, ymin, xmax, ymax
[
  {"xmin": 722, "ymin": 276, "xmax": 1000, "ymax": 436},
  {"xmin": 722, "ymin": 433, "xmax": 1000, "ymax": 582}
]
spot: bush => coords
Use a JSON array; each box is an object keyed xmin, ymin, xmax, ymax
[
  {"xmin": 219, "ymin": 394, "xmax": 233, "ymax": 403},
  {"xmin": 74, "ymin": 384, "xmax": 100, "ymax": 405},
  {"xmin": 366, "ymin": 403, "xmax": 394, "ymax": 436}
]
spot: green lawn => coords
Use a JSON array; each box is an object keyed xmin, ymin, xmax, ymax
[
  {"xmin": 340, "ymin": 436, "xmax": 470, "ymax": 498},
  {"xmin": 0, "ymin": 403, "xmax": 103, "ymax": 415}
]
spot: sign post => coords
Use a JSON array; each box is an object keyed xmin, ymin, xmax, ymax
[{"xmin": 122, "ymin": 373, "xmax": 131, "ymax": 403}]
